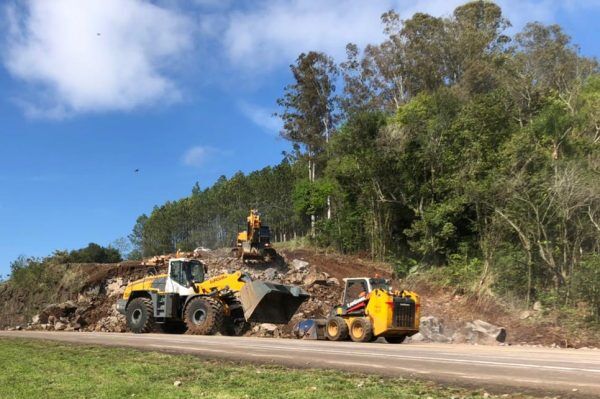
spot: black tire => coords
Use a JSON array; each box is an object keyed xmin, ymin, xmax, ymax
[
  {"xmin": 126, "ymin": 297, "xmax": 155, "ymax": 333},
  {"xmin": 158, "ymin": 322, "xmax": 188, "ymax": 334},
  {"xmin": 223, "ymin": 317, "xmax": 250, "ymax": 336},
  {"xmin": 349, "ymin": 317, "xmax": 373, "ymax": 343},
  {"xmin": 325, "ymin": 316, "xmax": 349, "ymax": 341},
  {"xmin": 184, "ymin": 296, "xmax": 224, "ymax": 335},
  {"xmin": 384, "ymin": 335, "xmax": 407, "ymax": 344},
  {"xmin": 222, "ymin": 301, "xmax": 250, "ymax": 336}
]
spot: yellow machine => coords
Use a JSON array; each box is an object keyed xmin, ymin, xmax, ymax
[
  {"xmin": 117, "ymin": 258, "xmax": 309, "ymax": 334},
  {"xmin": 325, "ymin": 277, "xmax": 420, "ymax": 343},
  {"xmin": 235, "ymin": 209, "xmax": 277, "ymax": 262}
]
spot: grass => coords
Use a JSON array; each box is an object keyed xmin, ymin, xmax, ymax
[{"xmin": 0, "ymin": 338, "xmax": 540, "ymax": 399}]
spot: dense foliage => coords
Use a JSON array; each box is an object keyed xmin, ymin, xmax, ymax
[
  {"xmin": 7, "ymin": 243, "xmax": 122, "ymax": 293},
  {"xmin": 134, "ymin": 2, "xmax": 598, "ymax": 320},
  {"xmin": 129, "ymin": 161, "xmax": 305, "ymax": 256}
]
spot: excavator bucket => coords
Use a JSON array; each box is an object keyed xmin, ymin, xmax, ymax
[{"xmin": 239, "ymin": 281, "xmax": 310, "ymax": 324}]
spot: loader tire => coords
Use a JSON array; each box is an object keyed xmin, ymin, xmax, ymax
[
  {"xmin": 184, "ymin": 297, "xmax": 224, "ymax": 335},
  {"xmin": 325, "ymin": 316, "xmax": 349, "ymax": 341},
  {"xmin": 349, "ymin": 317, "xmax": 373, "ymax": 343},
  {"xmin": 222, "ymin": 301, "xmax": 250, "ymax": 336},
  {"xmin": 384, "ymin": 335, "xmax": 406, "ymax": 344},
  {"xmin": 126, "ymin": 297, "xmax": 155, "ymax": 333}
]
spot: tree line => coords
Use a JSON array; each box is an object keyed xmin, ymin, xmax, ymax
[{"xmin": 132, "ymin": 2, "xmax": 599, "ymax": 320}]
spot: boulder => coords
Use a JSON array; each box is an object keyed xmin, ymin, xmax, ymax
[
  {"xmin": 257, "ymin": 323, "xmax": 280, "ymax": 337},
  {"xmin": 285, "ymin": 272, "xmax": 304, "ymax": 285},
  {"xmin": 39, "ymin": 301, "xmax": 78, "ymax": 323},
  {"xmin": 259, "ymin": 323, "xmax": 278, "ymax": 332},
  {"xmin": 326, "ymin": 277, "xmax": 340, "ymax": 286},
  {"xmin": 453, "ymin": 319, "xmax": 506, "ymax": 345},
  {"xmin": 409, "ymin": 332, "xmax": 425, "ymax": 342},
  {"xmin": 303, "ymin": 271, "xmax": 328, "ymax": 286},
  {"xmin": 54, "ymin": 321, "xmax": 67, "ymax": 331},
  {"xmin": 262, "ymin": 268, "xmax": 279, "ymax": 281},
  {"xmin": 418, "ymin": 316, "xmax": 452, "ymax": 343},
  {"xmin": 291, "ymin": 259, "xmax": 309, "ymax": 272},
  {"xmin": 31, "ymin": 314, "xmax": 40, "ymax": 325}
]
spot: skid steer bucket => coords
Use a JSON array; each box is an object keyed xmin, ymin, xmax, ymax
[{"xmin": 239, "ymin": 281, "xmax": 310, "ymax": 324}]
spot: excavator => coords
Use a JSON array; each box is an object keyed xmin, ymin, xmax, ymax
[
  {"xmin": 234, "ymin": 209, "xmax": 277, "ymax": 262},
  {"xmin": 117, "ymin": 257, "xmax": 309, "ymax": 335}
]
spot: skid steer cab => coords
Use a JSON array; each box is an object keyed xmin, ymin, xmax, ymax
[
  {"xmin": 117, "ymin": 258, "xmax": 309, "ymax": 335},
  {"xmin": 324, "ymin": 277, "xmax": 420, "ymax": 343}
]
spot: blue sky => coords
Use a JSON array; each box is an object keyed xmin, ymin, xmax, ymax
[{"xmin": 0, "ymin": 0, "xmax": 598, "ymax": 277}]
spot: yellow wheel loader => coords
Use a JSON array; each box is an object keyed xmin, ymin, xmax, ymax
[
  {"xmin": 117, "ymin": 258, "xmax": 309, "ymax": 335},
  {"xmin": 234, "ymin": 209, "xmax": 277, "ymax": 262},
  {"xmin": 323, "ymin": 277, "xmax": 419, "ymax": 343}
]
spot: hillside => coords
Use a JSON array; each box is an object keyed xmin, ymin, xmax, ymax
[{"xmin": 2, "ymin": 246, "xmax": 598, "ymax": 348}]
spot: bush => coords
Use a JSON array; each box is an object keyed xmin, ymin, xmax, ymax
[{"xmin": 64, "ymin": 243, "xmax": 122, "ymax": 263}]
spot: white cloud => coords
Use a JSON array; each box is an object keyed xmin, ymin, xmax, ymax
[
  {"xmin": 220, "ymin": 0, "xmax": 599, "ymax": 72},
  {"xmin": 2, "ymin": 0, "xmax": 193, "ymax": 117},
  {"xmin": 182, "ymin": 146, "xmax": 222, "ymax": 167},
  {"xmin": 223, "ymin": 1, "xmax": 390, "ymax": 70},
  {"xmin": 239, "ymin": 101, "xmax": 282, "ymax": 134}
]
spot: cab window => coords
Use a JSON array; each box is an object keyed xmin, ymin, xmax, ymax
[
  {"xmin": 343, "ymin": 279, "xmax": 369, "ymax": 304},
  {"xmin": 170, "ymin": 261, "xmax": 184, "ymax": 285},
  {"xmin": 185, "ymin": 261, "xmax": 205, "ymax": 283}
]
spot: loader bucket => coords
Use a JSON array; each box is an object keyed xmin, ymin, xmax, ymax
[{"xmin": 239, "ymin": 281, "xmax": 310, "ymax": 324}]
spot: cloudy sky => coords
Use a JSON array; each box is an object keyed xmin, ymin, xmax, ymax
[{"xmin": 0, "ymin": 0, "xmax": 598, "ymax": 275}]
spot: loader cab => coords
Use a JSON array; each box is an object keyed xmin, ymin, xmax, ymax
[
  {"xmin": 166, "ymin": 258, "xmax": 207, "ymax": 294},
  {"xmin": 341, "ymin": 277, "xmax": 391, "ymax": 305}
]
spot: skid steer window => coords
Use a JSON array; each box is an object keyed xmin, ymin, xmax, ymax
[{"xmin": 343, "ymin": 280, "xmax": 369, "ymax": 304}]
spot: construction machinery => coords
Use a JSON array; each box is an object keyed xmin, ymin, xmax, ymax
[
  {"xmin": 234, "ymin": 209, "xmax": 277, "ymax": 262},
  {"xmin": 117, "ymin": 258, "xmax": 309, "ymax": 335},
  {"xmin": 296, "ymin": 277, "xmax": 419, "ymax": 343}
]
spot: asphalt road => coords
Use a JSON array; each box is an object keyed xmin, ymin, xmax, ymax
[{"xmin": 1, "ymin": 331, "xmax": 599, "ymax": 397}]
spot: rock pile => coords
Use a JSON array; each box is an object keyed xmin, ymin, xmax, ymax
[
  {"xmin": 408, "ymin": 316, "xmax": 506, "ymax": 345},
  {"xmin": 26, "ymin": 277, "xmax": 129, "ymax": 333}
]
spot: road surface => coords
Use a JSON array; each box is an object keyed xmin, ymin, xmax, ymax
[{"xmin": 1, "ymin": 331, "xmax": 599, "ymax": 397}]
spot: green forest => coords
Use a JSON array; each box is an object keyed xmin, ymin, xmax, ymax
[{"xmin": 129, "ymin": 2, "xmax": 599, "ymax": 320}]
